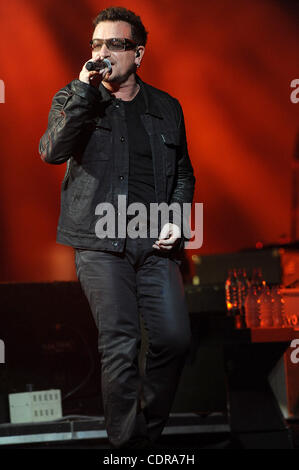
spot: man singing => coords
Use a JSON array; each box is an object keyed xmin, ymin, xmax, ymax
[{"xmin": 39, "ymin": 6, "xmax": 195, "ymax": 449}]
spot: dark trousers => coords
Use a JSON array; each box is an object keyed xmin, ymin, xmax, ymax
[{"xmin": 74, "ymin": 235, "xmax": 191, "ymax": 448}]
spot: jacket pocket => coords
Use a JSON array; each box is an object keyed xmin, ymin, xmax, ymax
[
  {"xmin": 161, "ymin": 130, "xmax": 180, "ymax": 175},
  {"xmin": 161, "ymin": 130, "xmax": 181, "ymax": 146},
  {"xmin": 83, "ymin": 127, "xmax": 111, "ymax": 161},
  {"xmin": 68, "ymin": 171, "xmax": 98, "ymax": 217}
]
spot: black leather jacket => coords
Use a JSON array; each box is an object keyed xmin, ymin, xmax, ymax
[{"xmin": 39, "ymin": 75, "xmax": 195, "ymax": 252}]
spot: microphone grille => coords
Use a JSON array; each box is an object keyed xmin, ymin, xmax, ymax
[{"xmin": 85, "ymin": 61, "xmax": 94, "ymax": 71}]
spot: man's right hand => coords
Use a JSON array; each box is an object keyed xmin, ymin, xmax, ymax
[{"xmin": 79, "ymin": 57, "xmax": 111, "ymax": 88}]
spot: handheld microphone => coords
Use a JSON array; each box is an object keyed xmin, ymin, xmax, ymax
[{"xmin": 85, "ymin": 58, "xmax": 112, "ymax": 73}]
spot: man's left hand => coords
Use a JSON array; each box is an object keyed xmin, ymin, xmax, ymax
[{"xmin": 152, "ymin": 223, "xmax": 181, "ymax": 251}]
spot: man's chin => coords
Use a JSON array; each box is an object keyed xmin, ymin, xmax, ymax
[
  {"xmin": 103, "ymin": 72, "xmax": 113, "ymax": 83},
  {"xmin": 103, "ymin": 69, "xmax": 135, "ymax": 85},
  {"xmin": 103, "ymin": 72, "xmax": 121, "ymax": 84}
]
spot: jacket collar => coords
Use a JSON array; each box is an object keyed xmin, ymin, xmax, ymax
[
  {"xmin": 98, "ymin": 74, "xmax": 163, "ymax": 119},
  {"xmin": 99, "ymin": 82, "xmax": 114, "ymax": 104},
  {"xmin": 136, "ymin": 75, "xmax": 163, "ymax": 119}
]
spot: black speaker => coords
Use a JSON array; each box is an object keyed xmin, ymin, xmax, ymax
[{"xmin": 0, "ymin": 282, "xmax": 102, "ymax": 420}]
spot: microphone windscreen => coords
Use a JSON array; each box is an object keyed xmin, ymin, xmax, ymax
[
  {"xmin": 85, "ymin": 59, "xmax": 112, "ymax": 72},
  {"xmin": 86, "ymin": 61, "xmax": 95, "ymax": 71}
]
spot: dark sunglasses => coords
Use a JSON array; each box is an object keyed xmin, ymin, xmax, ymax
[{"xmin": 90, "ymin": 38, "xmax": 138, "ymax": 52}]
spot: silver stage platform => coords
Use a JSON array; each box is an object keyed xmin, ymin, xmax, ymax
[{"xmin": 0, "ymin": 412, "xmax": 230, "ymax": 447}]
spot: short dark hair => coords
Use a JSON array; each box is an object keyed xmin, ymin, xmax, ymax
[{"xmin": 93, "ymin": 6, "xmax": 148, "ymax": 46}]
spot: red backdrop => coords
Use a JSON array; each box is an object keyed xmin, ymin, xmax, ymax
[{"xmin": 0, "ymin": 0, "xmax": 298, "ymax": 281}]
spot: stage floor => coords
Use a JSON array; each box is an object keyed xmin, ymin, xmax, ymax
[{"xmin": 0, "ymin": 413, "xmax": 297, "ymax": 449}]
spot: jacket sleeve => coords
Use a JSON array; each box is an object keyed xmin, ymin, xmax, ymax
[
  {"xmin": 171, "ymin": 102, "xmax": 195, "ymax": 205},
  {"xmin": 169, "ymin": 101, "xmax": 196, "ymax": 244},
  {"xmin": 39, "ymin": 80, "xmax": 101, "ymax": 164}
]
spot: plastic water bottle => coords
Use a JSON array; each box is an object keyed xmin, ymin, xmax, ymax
[
  {"xmin": 225, "ymin": 268, "xmax": 239, "ymax": 316},
  {"xmin": 259, "ymin": 284, "xmax": 273, "ymax": 327},
  {"xmin": 271, "ymin": 285, "xmax": 285, "ymax": 327},
  {"xmin": 237, "ymin": 268, "xmax": 250, "ymax": 312},
  {"xmin": 244, "ymin": 285, "xmax": 260, "ymax": 327},
  {"xmin": 251, "ymin": 267, "xmax": 264, "ymax": 298}
]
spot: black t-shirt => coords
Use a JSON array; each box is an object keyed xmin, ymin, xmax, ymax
[{"xmin": 123, "ymin": 90, "xmax": 156, "ymax": 220}]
